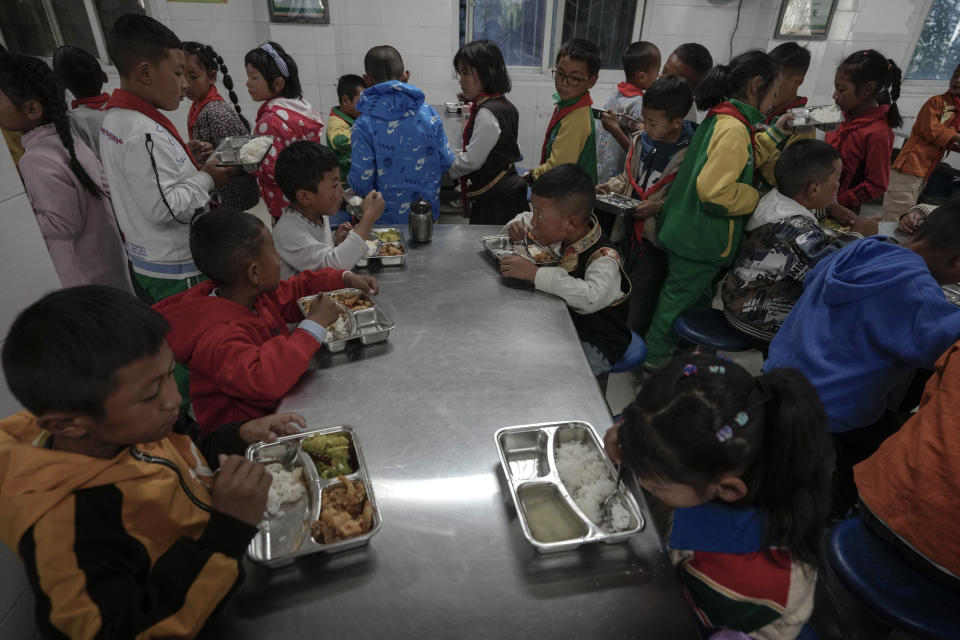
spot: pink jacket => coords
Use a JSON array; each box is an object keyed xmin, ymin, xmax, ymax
[{"xmin": 20, "ymin": 124, "xmax": 131, "ymax": 291}]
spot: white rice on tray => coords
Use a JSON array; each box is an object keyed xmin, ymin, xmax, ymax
[
  {"xmin": 265, "ymin": 463, "xmax": 305, "ymax": 516},
  {"xmin": 555, "ymin": 441, "xmax": 631, "ymax": 531}
]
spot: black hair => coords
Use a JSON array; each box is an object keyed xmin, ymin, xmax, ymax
[
  {"xmin": 672, "ymin": 43, "xmax": 713, "ymax": 85},
  {"xmin": 183, "ymin": 41, "xmax": 250, "ymax": 131},
  {"xmin": 618, "ymin": 354, "xmax": 831, "ymax": 567},
  {"xmin": 642, "ymin": 74, "xmax": 694, "ymax": 121},
  {"xmin": 913, "ymin": 197, "xmax": 960, "ymax": 250},
  {"xmin": 556, "ymin": 38, "xmax": 601, "ymax": 77},
  {"xmin": 774, "ymin": 139, "xmax": 841, "ymax": 199},
  {"xmin": 364, "ymin": 45, "xmax": 405, "ymax": 84},
  {"xmin": 838, "ymin": 49, "xmax": 903, "ymax": 129},
  {"xmin": 336, "ymin": 74, "xmax": 366, "ymax": 103},
  {"xmin": 531, "ymin": 163, "xmax": 596, "ymax": 221},
  {"xmin": 623, "ymin": 41, "xmax": 660, "ymax": 78},
  {"xmin": 453, "ymin": 40, "xmax": 512, "ymax": 95},
  {"xmin": 275, "ymin": 141, "xmax": 340, "ymax": 203},
  {"xmin": 2, "ymin": 286, "xmax": 170, "ymax": 418},
  {"xmin": 107, "ymin": 13, "xmax": 181, "ymax": 78},
  {"xmin": 52, "ymin": 45, "xmax": 105, "ymax": 99},
  {"xmin": 244, "ymin": 41, "xmax": 302, "ymax": 100},
  {"xmin": 769, "ymin": 42, "xmax": 811, "ymax": 76},
  {"xmin": 0, "ymin": 53, "xmax": 104, "ymax": 200},
  {"xmin": 190, "ymin": 208, "xmax": 266, "ymax": 287},
  {"xmin": 695, "ymin": 49, "xmax": 779, "ymax": 111}
]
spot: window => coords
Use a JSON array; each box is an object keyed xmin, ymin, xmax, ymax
[
  {"xmin": 0, "ymin": 0, "xmax": 146, "ymax": 63},
  {"xmin": 906, "ymin": 0, "xmax": 960, "ymax": 81},
  {"xmin": 460, "ymin": 0, "xmax": 641, "ymax": 71}
]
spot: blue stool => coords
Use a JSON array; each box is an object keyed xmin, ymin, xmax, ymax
[
  {"xmin": 827, "ymin": 517, "xmax": 960, "ymax": 639},
  {"xmin": 673, "ymin": 308, "xmax": 754, "ymax": 353},
  {"xmin": 611, "ymin": 331, "xmax": 647, "ymax": 373}
]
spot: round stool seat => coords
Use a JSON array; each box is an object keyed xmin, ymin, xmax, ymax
[
  {"xmin": 673, "ymin": 308, "xmax": 754, "ymax": 352},
  {"xmin": 827, "ymin": 517, "xmax": 960, "ymax": 639},
  {"xmin": 611, "ymin": 331, "xmax": 647, "ymax": 373}
]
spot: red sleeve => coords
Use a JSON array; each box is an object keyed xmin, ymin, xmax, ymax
[
  {"xmin": 837, "ymin": 125, "xmax": 894, "ymax": 207},
  {"xmin": 251, "ymin": 112, "xmax": 285, "ymax": 182},
  {"xmin": 193, "ymin": 324, "xmax": 321, "ymax": 402},
  {"xmin": 274, "ymin": 268, "xmax": 347, "ymax": 322}
]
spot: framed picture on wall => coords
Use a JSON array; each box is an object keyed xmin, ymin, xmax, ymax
[
  {"xmin": 774, "ymin": 0, "xmax": 837, "ymax": 40},
  {"xmin": 268, "ymin": 0, "xmax": 329, "ymax": 24}
]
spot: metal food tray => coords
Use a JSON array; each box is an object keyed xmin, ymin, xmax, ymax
[
  {"xmin": 212, "ymin": 135, "xmax": 274, "ymax": 172},
  {"xmin": 355, "ymin": 228, "xmax": 407, "ymax": 267},
  {"xmin": 495, "ymin": 421, "xmax": 644, "ymax": 553},
  {"xmin": 480, "ymin": 235, "xmax": 560, "ymax": 266},
  {"xmin": 246, "ymin": 425, "xmax": 382, "ymax": 566},
  {"xmin": 595, "ymin": 192, "xmax": 641, "ymax": 216},
  {"xmin": 788, "ymin": 106, "xmax": 843, "ymax": 133},
  {"xmin": 944, "ymin": 284, "xmax": 960, "ymax": 307},
  {"xmin": 298, "ymin": 289, "xmax": 396, "ymax": 351}
]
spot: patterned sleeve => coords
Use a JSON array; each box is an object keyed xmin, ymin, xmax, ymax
[{"xmin": 194, "ymin": 101, "xmax": 250, "ymax": 147}]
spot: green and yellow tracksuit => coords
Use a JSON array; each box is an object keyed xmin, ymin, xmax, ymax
[
  {"xmin": 533, "ymin": 93, "xmax": 598, "ymax": 183},
  {"xmin": 326, "ymin": 107, "xmax": 354, "ymax": 188}
]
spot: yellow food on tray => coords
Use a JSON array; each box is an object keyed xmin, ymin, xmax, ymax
[
  {"xmin": 374, "ymin": 228, "xmax": 402, "ymax": 242},
  {"xmin": 378, "ymin": 244, "xmax": 405, "ymax": 256},
  {"xmin": 528, "ymin": 248, "xmax": 553, "ymax": 263},
  {"xmin": 310, "ymin": 475, "xmax": 374, "ymax": 543},
  {"xmin": 331, "ymin": 292, "xmax": 374, "ymax": 310}
]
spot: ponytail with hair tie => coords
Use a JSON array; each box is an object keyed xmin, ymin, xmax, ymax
[{"xmin": 838, "ymin": 49, "xmax": 903, "ymax": 129}]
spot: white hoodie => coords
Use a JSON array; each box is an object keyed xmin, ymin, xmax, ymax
[{"xmin": 100, "ymin": 108, "xmax": 213, "ymax": 279}]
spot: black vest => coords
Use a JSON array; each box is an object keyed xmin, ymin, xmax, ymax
[
  {"xmin": 568, "ymin": 234, "xmax": 632, "ymax": 366},
  {"xmin": 464, "ymin": 96, "xmax": 525, "ymax": 204}
]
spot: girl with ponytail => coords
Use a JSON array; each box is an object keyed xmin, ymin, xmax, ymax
[
  {"xmin": 826, "ymin": 50, "xmax": 902, "ymax": 213},
  {"xmin": 0, "ymin": 53, "xmax": 132, "ymax": 292},
  {"xmin": 605, "ymin": 353, "xmax": 831, "ymax": 639},
  {"xmin": 183, "ymin": 42, "xmax": 259, "ymax": 211}
]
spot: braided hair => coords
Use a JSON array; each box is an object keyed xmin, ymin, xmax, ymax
[
  {"xmin": 182, "ymin": 41, "xmax": 250, "ymax": 131},
  {"xmin": 0, "ymin": 53, "xmax": 104, "ymax": 199},
  {"xmin": 838, "ymin": 49, "xmax": 903, "ymax": 129}
]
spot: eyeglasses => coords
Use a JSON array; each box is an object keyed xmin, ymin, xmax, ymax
[{"xmin": 551, "ymin": 68, "xmax": 589, "ymax": 87}]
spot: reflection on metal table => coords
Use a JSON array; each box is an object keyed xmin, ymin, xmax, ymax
[{"xmin": 213, "ymin": 225, "xmax": 700, "ymax": 639}]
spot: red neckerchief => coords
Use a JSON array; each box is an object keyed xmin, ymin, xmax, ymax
[
  {"xmin": 71, "ymin": 93, "xmax": 109, "ymax": 110},
  {"xmin": 459, "ymin": 94, "xmax": 502, "ymax": 215},
  {"xmin": 764, "ymin": 96, "xmax": 807, "ymax": 125},
  {"xmin": 104, "ymin": 89, "xmax": 199, "ymax": 168},
  {"xmin": 706, "ymin": 101, "xmax": 758, "ymax": 167},
  {"xmin": 187, "ymin": 85, "xmax": 224, "ymax": 139},
  {"xmin": 540, "ymin": 92, "xmax": 593, "ymax": 163},
  {"xmin": 624, "ymin": 140, "xmax": 678, "ymax": 244},
  {"xmin": 617, "ymin": 82, "xmax": 643, "ymax": 98}
]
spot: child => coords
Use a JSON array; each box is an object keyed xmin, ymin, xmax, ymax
[
  {"xmin": 661, "ymin": 43, "xmax": 713, "ymax": 121},
  {"xmin": 499, "ymin": 164, "xmax": 631, "ymax": 377},
  {"xmin": 273, "ymin": 140, "xmax": 385, "ymax": 275},
  {"xmin": 528, "ymin": 38, "xmax": 600, "ymax": 183},
  {"xmin": 764, "ymin": 202, "xmax": 960, "ymax": 515},
  {"xmin": 52, "ymin": 45, "xmax": 108, "ymax": 161},
  {"xmin": 0, "ymin": 285, "xmax": 303, "ymax": 638},
  {"xmin": 100, "ymin": 13, "xmax": 231, "ymax": 303},
  {"xmin": 0, "ymin": 53, "xmax": 131, "ymax": 292},
  {"xmin": 449, "ymin": 39, "xmax": 527, "ymax": 225},
  {"xmin": 155, "ymin": 208, "xmax": 378, "ymax": 432},
  {"xmin": 596, "ymin": 75, "xmax": 696, "ymax": 335},
  {"xmin": 883, "ymin": 62, "xmax": 960, "ymax": 221},
  {"xmin": 597, "ymin": 41, "xmax": 661, "ymax": 182},
  {"xmin": 764, "ymin": 42, "xmax": 810, "ymax": 125},
  {"xmin": 245, "ymin": 41, "xmax": 325, "ymax": 221},
  {"xmin": 855, "ymin": 337, "xmax": 960, "ymax": 589},
  {"xmin": 350, "ymin": 45, "xmax": 455, "ymax": 224},
  {"xmin": 604, "ymin": 354, "xmax": 831, "ymax": 639},
  {"xmin": 645, "ymin": 50, "xmax": 792, "ymax": 369},
  {"xmin": 722, "ymin": 139, "xmax": 877, "ymax": 342},
  {"xmin": 183, "ymin": 41, "xmax": 260, "ymax": 211},
  {"xmin": 327, "ymin": 73, "xmax": 365, "ymax": 189},
  {"xmin": 826, "ymin": 50, "xmax": 902, "ymax": 217}
]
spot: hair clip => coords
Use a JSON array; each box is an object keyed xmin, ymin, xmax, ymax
[
  {"xmin": 708, "ymin": 365, "xmax": 726, "ymax": 374},
  {"xmin": 716, "ymin": 425, "xmax": 734, "ymax": 442},
  {"xmin": 683, "ymin": 364, "xmax": 698, "ymax": 376},
  {"xmin": 260, "ymin": 43, "xmax": 290, "ymax": 78}
]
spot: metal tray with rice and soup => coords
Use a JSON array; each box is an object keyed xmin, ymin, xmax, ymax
[
  {"xmin": 246, "ymin": 425, "xmax": 382, "ymax": 566},
  {"xmin": 495, "ymin": 421, "xmax": 645, "ymax": 553},
  {"xmin": 355, "ymin": 228, "xmax": 407, "ymax": 267},
  {"xmin": 298, "ymin": 288, "xmax": 396, "ymax": 351},
  {"xmin": 788, "ymin": 104, "xmax": 843, "ymax": 133},
  {"xmin": 595, "ymin": 192, "xmax": 642, "ymax": 217},
  {"xmin": 212, "ymin": 135, "xmax": 274, "ymax": 172},
  {"xmin": 480, "ymin": 235, "xmax": 560, "ymax": 266}
]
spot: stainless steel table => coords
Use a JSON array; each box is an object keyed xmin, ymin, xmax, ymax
[{"xmin": 214, "ymin": 225, "xmax": 700, "ymax": 639}]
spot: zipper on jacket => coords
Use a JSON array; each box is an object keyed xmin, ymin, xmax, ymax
[{"xmin": 129, "ymin": 447, "xmax": 213, "ymax": 513}]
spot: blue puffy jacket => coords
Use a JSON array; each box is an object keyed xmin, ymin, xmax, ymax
[
  {"xmin": 764, "ymin": 237, "xmax": 960, "ymax": 433},
  {"xmin": 348, "ymin": 81, "xmax": 454, "ymax": 224}
]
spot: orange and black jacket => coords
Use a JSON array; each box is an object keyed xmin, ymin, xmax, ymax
[{"xmin": 0, "ymin": 411, "xmax": 256, "ymax": 639}]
